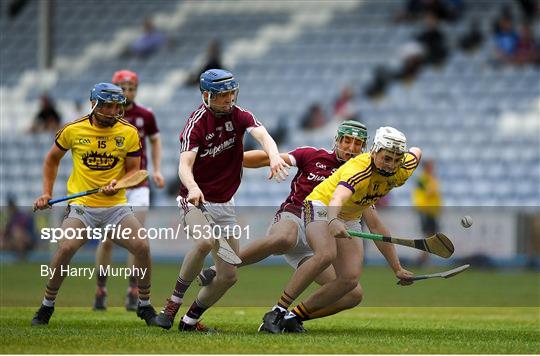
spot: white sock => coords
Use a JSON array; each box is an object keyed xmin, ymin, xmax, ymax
[
  {"xmin": 138, "ymin": 299, "xmax": 151, "ymax": 307},
  {"xmin": 170, "ymin": 296, "xmax": 182, "ymax": 304},
  {"xmin": 42, "ymin": 298, "xmax": 55, "ymax": 307},
  {"xmin": 182, "ymin": 314, "xmax": 198, "ymax": 325},
  {"xmin": 273, "ymin": 305, "xmax": 287, "ymax": 313},
  {"xmin": 209, "ymin": 265, "xmax": 216, "ymax": 271}
]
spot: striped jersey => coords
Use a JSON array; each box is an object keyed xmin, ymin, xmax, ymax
[
  {"xmin": 279, "ymin": 147, "xmax": 341, "ymax": 218},
  {"xmin": 306, "ymin": 151, "xmax": 419, "ymax": 220},
  {"xmin": 179, "ymin": 104, "xmax": 261, "ymax": 202},
  {"xmin": 55, "ymin": 116, "xmax": 141, "ymax": 207}
]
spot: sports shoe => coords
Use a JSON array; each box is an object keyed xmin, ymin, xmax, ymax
[
  {"xmin": 179, "ymin": 319, "xmax": 215, "ymax": 333},
  {"xmin": 31, "ymin": 304, "xmax": 54, "ymax": 326},
  {"xmin": 258, "ymin": 308, "xmax": 286, "ymax": 334},
  {"xmin": 197, "ymin": 267, "xmax": 217, "ymax": 287},
  {"xmin": 283, "ymin": 315, "xmax": 306, "ymax": 333},
  {"xmin": 125, "ymin": 289, "xmax": 138, "ymax": 311},
  {"xmin": 136, "ymin": 304, "xmax": 158, "ymax": 326},
  {"xmin": 93, "ymin": 288, "xmax": 107, "ymax": 311},
  {"xmin": 155, "ymin": 299, "xmax": 180, "ymax": 330}
]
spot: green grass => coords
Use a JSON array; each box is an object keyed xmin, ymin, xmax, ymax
[
  {"xmin": 1, "ymin": 263, "xmax": 539, "ymax": 353},
  {"xmin": 1, "ymin": 307, "xmax": 538, "ymax": 354}
]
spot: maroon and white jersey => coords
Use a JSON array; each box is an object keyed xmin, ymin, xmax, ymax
[
  {"xmin": 123, "ymin": 103, "xmax": 159, "ymax": 184},
  {"xmin": 179, "ymin": 104, "xmax": 262, "ymax": 203},
  {"xmin": 279, "ymin": 146, "xmax": 342, "ymax": 218}
]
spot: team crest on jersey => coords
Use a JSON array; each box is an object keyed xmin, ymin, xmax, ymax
[
  {"xmin": 225, "ymin": 121, "xmax": 234, "ymax": 131},
  {"xmin": 82, "ymin": 151, "xmax": 119, "ymax": 170},
  {"xmin": 316, "ymin": 209, "xmax": 327, "ymax": 219},
  {"xmin": 115, "ymin": 136, "xmax": 125, "ymax": 147}
]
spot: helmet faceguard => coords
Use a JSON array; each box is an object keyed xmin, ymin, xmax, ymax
[
  {"xmin": 200, "ymin": 69, "xmax": 239, "ymax": 116},
  {"xmin": 334, "ymin": 120, "xmax": 368, "ymax": 162},
  {"xmin": 370, "ymin": 126, "xmax": 407, "ymax": 176},
  {"xmin": 90, "ymin": 83, "xmax": 126, "ymax": 127}
]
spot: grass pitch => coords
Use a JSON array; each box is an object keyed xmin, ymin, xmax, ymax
[{"xmin": 1, "ymin": 263, "xmax": 539, "ymax": 353}]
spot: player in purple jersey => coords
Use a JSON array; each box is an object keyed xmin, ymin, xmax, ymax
[
  {"xmin": 93, "ymin": 70, "xmax": 165, "ymax": 311},
  {"xmin": 154, "ymin": 69, "xmax": 289, "ymax": 332},
  {"xmin": 198, "ymin": 121, "xmax": 414, "ymax": 332}
]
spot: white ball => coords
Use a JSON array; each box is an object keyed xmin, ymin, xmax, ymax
[{"xmin": 461, "ymin": 215, "xmax": 473, "ymax": 228}]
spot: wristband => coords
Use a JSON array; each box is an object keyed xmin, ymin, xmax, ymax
[{"xmin": 327, "ymin": 217, "xmax": 342, "ymax": 225}]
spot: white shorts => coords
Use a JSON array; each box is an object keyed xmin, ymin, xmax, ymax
[
  {"xmin": 126, "ymin": 186, "xmax": 150, "ymax": 212},
  {"xmin": 303, "ymin": 200, "xmax": 363, "ymax": 231},
  {"xmin": 64, "ymin": 204, "xmax": 134, "ymax": 229},
  {"xmin": 176, "ymin": 196, "xmax": 237, "ymax": 233},
  {"xmin": 267, "ymin": 211, "xmax": 313, "ymax": 269}
]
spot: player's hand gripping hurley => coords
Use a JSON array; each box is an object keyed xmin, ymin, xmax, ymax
[
  {"xmin": 347, "ymin": 230, "xmax": 454, "ymax": 258},
  {"xmin": 38, "ymin": 170, "xmax": 148, "ymax": 209},
  {"xmin": 199, "ymin": 205, "xmax": 242, "ymax": 265}
]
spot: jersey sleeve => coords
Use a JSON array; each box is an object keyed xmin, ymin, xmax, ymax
[
  {"xmin": 237, "ymin": 107, "xmax": 262, "ymax": 133},
  {"xmin": 395, "ymin": 152, "xmax": 419, "ymax": 186},
  {"xmin": 126, "ymin": 127, "xmax": 142, "ymax": 157},
  {"xmin": 145, "ymin": 110, "xmax": 159, "ymax": 137},
  {"xmin": 54, "ymin": 124, "xmax": 72, "ymax": 151},
  {"xmin": 337, "ymin": 159, "xmax": 372, "ymax": 194},
  {"xmin": 179, "ymin": 117, "xmax": 204, "ymax": 153},
  {"xmin": 288, "ymin": 147, "xmax": 316, "ymax": 169}
]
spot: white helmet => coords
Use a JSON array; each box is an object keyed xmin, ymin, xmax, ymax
[{"xmin": 371, "ymin": 126, "xmax": 407, "ymax": 154}]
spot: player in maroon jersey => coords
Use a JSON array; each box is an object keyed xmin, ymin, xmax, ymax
[
  {"xmin": 154, "ymin": 69, "xmax": 289, "ymax": 332},
  {"xmin": 93, "ymin": 70, "xmax": 165, "ymax": 311},
  {"xmin": 197, "ymin": 120, "xmax": 412, "ymax": 332}
]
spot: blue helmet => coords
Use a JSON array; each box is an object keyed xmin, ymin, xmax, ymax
[
  {"xmin": 199, "ymin": 69, "xmax": 239, "ymax": 95},
  {"xmin": 89, "ymin": 83, "xmax": 126, "ymax": 126},
  {"xmin": 90, "ymin": 83, "xmax": 126, "ymax": 105}
]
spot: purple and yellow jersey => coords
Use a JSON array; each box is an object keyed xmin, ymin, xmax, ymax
[
  {"xmin": 306, "ymin": 152, "xmax": 419, "ymax": 220},
  {"xmin": 55, "ymin": 116, "xmax": 141, "ymax": 207}
]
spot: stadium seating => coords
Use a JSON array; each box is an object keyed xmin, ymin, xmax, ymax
[{"xmin": 0, "ymin": 0, "xmax": 538, "ymax": 208}]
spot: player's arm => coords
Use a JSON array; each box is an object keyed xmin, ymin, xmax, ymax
[
  {"xmin": 179, "ymin": 150, "xmax": 204, "ymax": 206},
  {"xmin": 243, "ymin": 150, "xmax": 292, "ymax": 168},
  {"xmin": 101, "ymin": 156, "xmax": 141, "ymax": 196},
  {"xmin": 33, "ymin": 144, "xmax": 67, "ymax": 210},
  {"xmin": 149, "ymin": 134, "xmax": 165, "ymax": 188},
  {"xmin": 327, "ymin": 185, "xmax": 353, "ymax": 239},
  {"xmin": 249, "ymin": 126, "xmax": 290, "ymax": 181},
  {"xmin": 409, "ymin": 147, "xmax": 422, "ymax": 162},
  {"xmin": 362, "ymin": 207, "xmax": 413, "ymax": 284}
]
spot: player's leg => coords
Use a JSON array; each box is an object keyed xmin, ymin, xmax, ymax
[
  {"xmin": 124, "ymin": 187, "xmax": 150, "ymax": 311},
  {"xmin": 109, "ymin": 211, "xmax": 156, "ymax": 326},
  {"xmin": 259, "ymin": 219, "xmax": 336, "ymax": 333},
  {"xmin": 178, "ymin": 236, "xmax": 239, "ymax": 332},
  {"xmin": 155, "ymin": 206, "xmax": 215, "ymax": 329},
  {"xmin": 32, "ymin": 216, "xmax": 88, "ymax": 326},
  {"xmin": 290, "ymin": 235, "xmax": 363, "ymax": 321},
  {"xmin": 94, "ymin": 238, "xmax": 113, "ymax": 310},
  {"xmin": 197, "ymin": 216, "xmax": 298, "ymax": 286}
]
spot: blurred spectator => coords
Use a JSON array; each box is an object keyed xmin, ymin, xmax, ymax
[
  {"xmin": 0, "ymin": 195, "xmax": 37, "ymax": 261},
  {"xmin": 394, "ymin": 41, "xmax": 425, "ymax": 82},
  {"xmin": 186, "ymin": 39, "xmax": 224, "ymax": 86},
  {"xmin": 8, "ymin": 0, "xmax": 29, "ymax": 20},
  {"xmin": 458, "ymin": 19, "xmax": 484, "ymax": 52},
  {"xmin": 30, "ymin": 94, "xmax": 62, "ymax": 134},
  {"xmin": 364, "ymin": 65, "xmax": 392, "ymax": 99},
  {"xmin": 333, "ymin": 85, "xmax": 358, "ymax": 122},
  {"xmin": 395, "ymin": 0, "xmax": 463, "ymax": 23},
  {"xmin": 416, "ymin": 13, "xmax": 449, "ymax": 65},
  {"xmin": 124, "ymin": 18, "xmax": 167, "ymax": 58},
  {"xmin": 514, "ymin": 24, "xmax": 540, "ymax": 65},
  {"xmin": 412, "ymin": 159, "xmax": 442, "ymax": 266},
  {"xmin": 70, "ymin": 100, "xmax": 84, "ymax": 122},
  {"xmin": 516, "ymin": 0, "xmax": 539, "ymax": 22},
  {"xmin": 300, "ymin": 103, "xmax": 327, "ymax": 130},
  {"xmin": 493, "ymin": 16, "xmax": 521, "ymax": 65}
]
